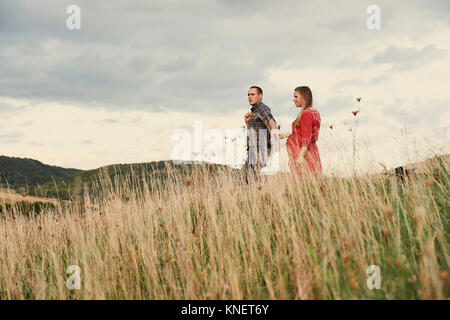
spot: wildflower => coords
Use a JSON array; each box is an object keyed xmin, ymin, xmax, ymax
[
  {"xmin": 171, "ymin": 258, "xmax": 177, "ymax": 263},
  {"xmin": 224, "ymin": 285, "xmax": 231, "ymax": 292},
  {"xmin": 125, "ymin": 196, "xmax": 130, "ymax": 202},
  {"xmin": 342, "ymin": 253, "xmax": 350, "ymax": 263},
  {"xmin": 349, "ymin": 277, "xmax": 358, "ymax": 289},
  {"xmin": 412, "ymin": 207, "xmax": 425, "ymax": 223},
  {"xmin": 205, "ymin": 293, "xmax": 212, "ymax": 299},
  {"xmin": 439, "ymin": 270, "xmax": 448, "ymax": 282},
  {"xmin": 408, "ymin": 275, "xmax": 417, "ymax": 283},
  {"xmin": 357, "ymin": 97, "xmax": 361, "ymax": 102},
  {"xmin": 348, "ymin": 270, "xmax": 358, "ymax": 288},
  {"xmin": 342, "ymin": 236, "xmax": 355, "ymax": 248},
  {"xmin": 184, "ymin": 177, "xmax": 192, "ymax": 186},
  {"xmin": 382, "ymin": 205, "xmax": 393, "ymax": 217},
  {"xmin": 352, "ymin": 110, "xmax": 359, "ymax": 116}
]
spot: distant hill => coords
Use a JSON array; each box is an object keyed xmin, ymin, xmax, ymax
[
  {"xmin": 0, "ymin": 156, "xmax": 81, "ymax": 189},
  {"xmin": 0, "ymin": 156, "xmax": 229, "ymax": 200}
]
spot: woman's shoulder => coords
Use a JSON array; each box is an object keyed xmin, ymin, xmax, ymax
[
  {"xmin": 305, "ymin": 108, "xmax": 320, "ymax": 114},
  {"xmin": 304, "ymin": 108, "xmax": 321, "ymax": 122}
]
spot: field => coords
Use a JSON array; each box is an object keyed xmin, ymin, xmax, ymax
[
  {"xmin": 0, "ymin": 191, "xmax": 58, "ymax": 204},
  {"xmin": 0, "ymin": 155, "xmax": 448, "ymax": 299}
]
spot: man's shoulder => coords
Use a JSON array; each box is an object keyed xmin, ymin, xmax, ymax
[
  {"xmin": 256, "ymin": 102, "xmax": 273, "ymax": 115},
  {"xmin": 259, "ymin": 102, "xmax": 271, "ymax": 110}
]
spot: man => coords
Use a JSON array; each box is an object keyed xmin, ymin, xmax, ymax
[{"xmin": 243, "ymin": 86, "xmax": 277, "ymax": 182}]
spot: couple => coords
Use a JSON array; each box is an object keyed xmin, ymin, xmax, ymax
[{"xmin": 244, "ymin": 85, "xmax": 322, "ymax": 179}]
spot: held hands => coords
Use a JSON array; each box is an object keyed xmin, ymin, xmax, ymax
[{"xmin": 296, "ymin": 156, "xmax": 305, "ymax": 166}]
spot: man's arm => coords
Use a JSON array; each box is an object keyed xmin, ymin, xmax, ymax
[
  {"xmin": 268, "ymin": 119, "xmax": 276, "ymax": 130},
  {"xmin": 244, "ymin": 112, "xmax": 251, "ymax": 127},
  {"xmin": 258, "ymin": 104, "xmax": 276, "ymax": 131}
]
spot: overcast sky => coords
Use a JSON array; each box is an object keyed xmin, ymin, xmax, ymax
[{"xmin": 1, "ymin": 0, "xmax": 449, "ymax": 174}]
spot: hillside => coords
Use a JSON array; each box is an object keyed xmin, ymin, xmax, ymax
[
  {"xmin": 0, "ymin": 156, "xmax": 81, "ymax": 189},
  {"xmin": 0, "ymin": 156, "xmax": 229, "ymax": 200}
]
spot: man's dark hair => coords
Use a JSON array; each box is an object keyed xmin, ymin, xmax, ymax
[{"xmin": 250, "ymin": 86, "xmax": 263, "ymax": 95}]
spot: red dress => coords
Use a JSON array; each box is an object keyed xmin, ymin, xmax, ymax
[{"xmin": 286, "ymin": 108, "xmax": 322, "ymax": 178}]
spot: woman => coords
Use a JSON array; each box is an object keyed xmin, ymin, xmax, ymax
[{"xmin": 279, "ymin": 86, "xmax": 322, "ymax": 178}]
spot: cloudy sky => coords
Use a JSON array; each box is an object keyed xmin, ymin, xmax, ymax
[{"xmin": 1, "ymin": 0, "xmax": 449, "ymax": 174}]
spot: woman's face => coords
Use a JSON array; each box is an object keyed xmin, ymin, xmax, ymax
[{"xmin": 293, "ymin": 91, "xmax": 304, "ymax": 108}]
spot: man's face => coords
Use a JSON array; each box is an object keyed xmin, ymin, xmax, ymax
[{"xmin": 248, "ymin": 88, "xmax": 262, "ymax": 105}]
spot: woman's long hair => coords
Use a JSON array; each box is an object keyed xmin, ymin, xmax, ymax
[{"xmin": 293, "ymin": 86, "xmax": 313, "ymax": 127}]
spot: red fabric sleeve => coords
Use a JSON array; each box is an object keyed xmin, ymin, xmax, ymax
[{"xmin": 300, "ymin": 111, "xmax": 313, "ymax": 146}]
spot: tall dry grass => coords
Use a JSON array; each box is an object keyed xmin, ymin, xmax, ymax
[{"xmin": 0, "ymin": 156, "xmax": 448, "ymax": 299}]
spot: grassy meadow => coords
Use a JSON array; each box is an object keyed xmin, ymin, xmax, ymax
[{"xmin": 0, "ymin": 155, "xmax": 448, "ymax": 300}]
